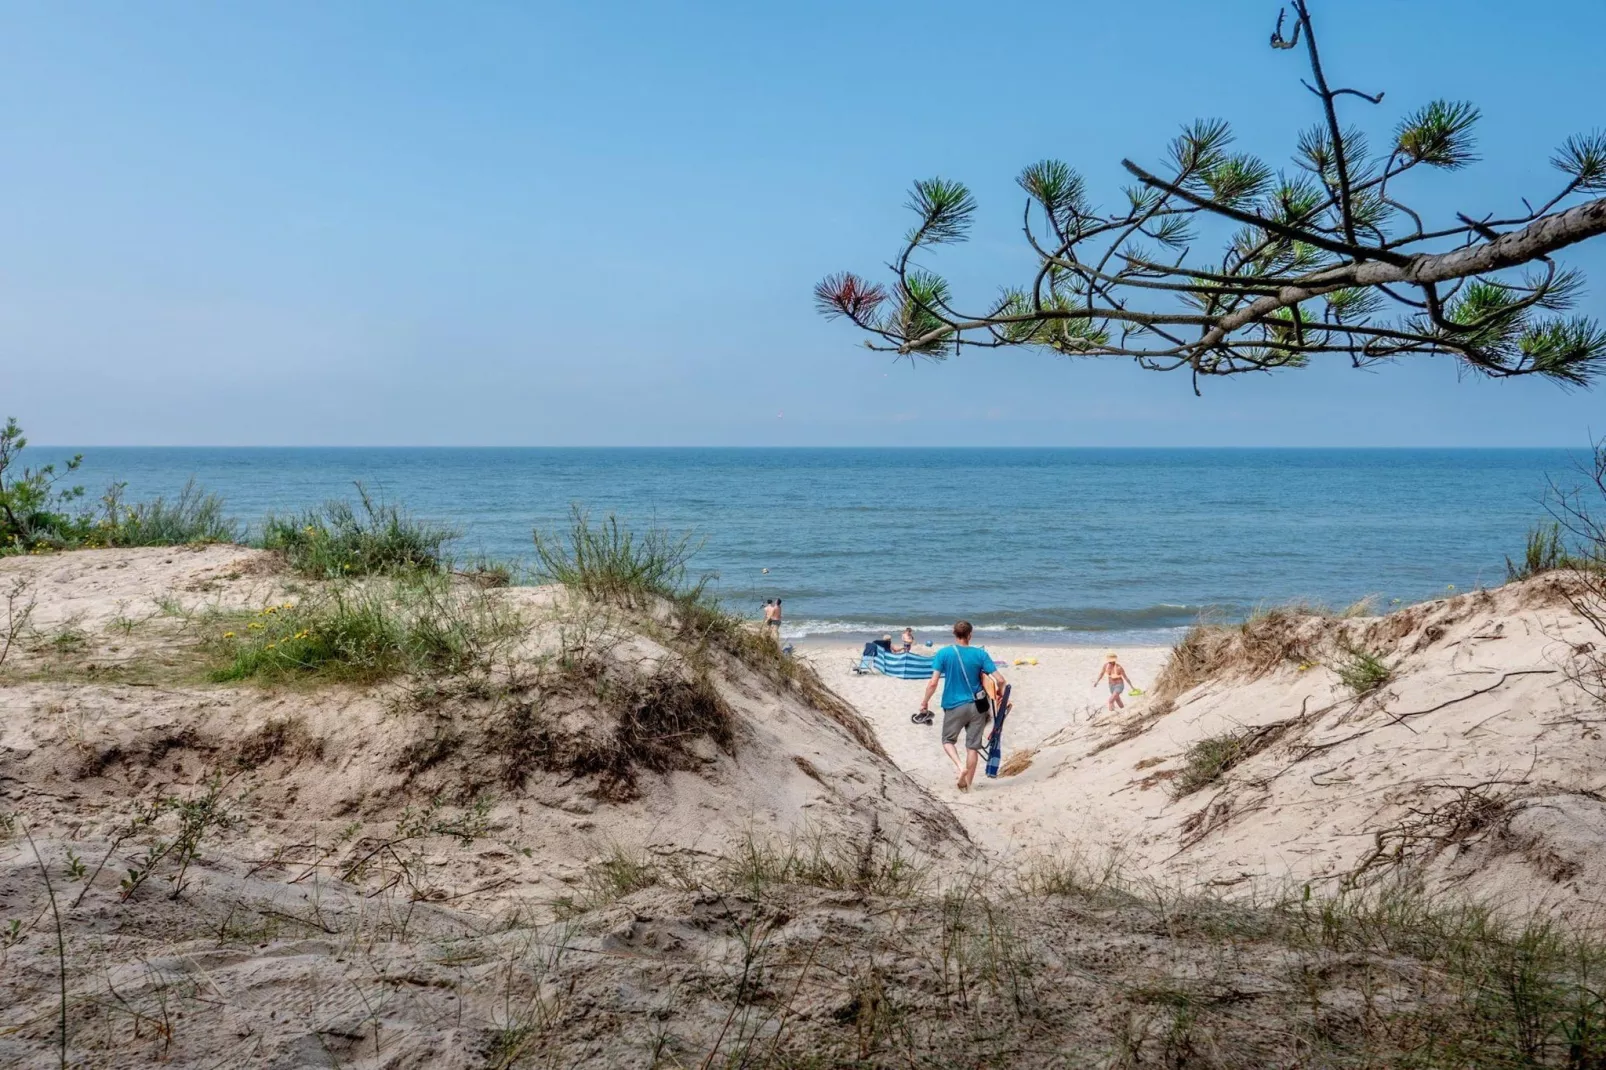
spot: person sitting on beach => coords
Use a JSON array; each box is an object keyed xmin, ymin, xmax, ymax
[
  {"xmin": 918, "ymin": 620, "xmax": 1006, "ymax": 791},
  {"xmin": 899, "ymin": 627, "xmax": 915, "ymax": 653},
  {"xmin": 875, "ymin": 634, "xmax": 894, "ymax": 652},
  {"xmin": 1093, "ymin": 652, "xmax": 1137, "ymax": 711}
]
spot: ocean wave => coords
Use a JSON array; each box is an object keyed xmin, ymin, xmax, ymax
[
  {"xmin": 773, "ymin": 604, "xmax": 1222, "ymax": 638},
  {"xmin": 777, "ymin": 616, "xmax": 1196, "ymax": 647}
]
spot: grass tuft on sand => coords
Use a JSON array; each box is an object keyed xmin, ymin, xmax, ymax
[
  {"xmin": 532, "ymin": 509, "xmax": 885, "ymax": 754},
  {"xmin": 1334, "ymin": 644, "xmax": 1393, "ymax": 696},
  {"xmin": 263, "ymin": 485, "xmax": 457, "ymax": 578},
  {"xmin": 1170, "ymin": 729, "xmax": 1259, "ymax": 798},
  {"xmin": 96, "ymin": 478, "xmax": 238, "ymax": 548},
  {"xmin": 207, "ymin": 575, "xmax": 521, "ymax": 683},
  {"xmin": 532, "ymin": 504, "xmax": 704, "ymax": 606}
]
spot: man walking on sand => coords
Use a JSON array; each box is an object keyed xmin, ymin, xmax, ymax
[{"xmin": 918, "ymin": 621, "xmax": 1006, "ymax": 791}]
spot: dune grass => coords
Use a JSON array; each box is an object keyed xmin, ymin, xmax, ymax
[
  {"xmin": 1154, "ymin": 606, "xmax": 1317, "ymax": 702},
  {"xmin": 1169, "ymin": 729, "xmax": 1258, "ymax": 798},
  {"xmin": 207, "ymin": 575, "xmax": 521, "ymax": 683},
  {"xmin": 1507, "ymin": 521, "xmax": 1577, "ymax": 581},
  {"xmin": 96, "ymin": 478, "xmax": 238, "ymax": 547},
  {"xmin": 532, "ymin": 833, "xmax": 1606, "ymax": 1068},
  {"xmin": 262, "ymin": 485, "xmax": 457, "ymax": 578},
  {"xmin": 532, "ymin": 508, "xmax": 883, "ymax": 750},
  {"xmin": 532, "ymin": 504, "xmax": 705, "ymax": 605},
  {"xmin": 1334, "ymin": 644, "xmax": 1393, "ymax": 696}
]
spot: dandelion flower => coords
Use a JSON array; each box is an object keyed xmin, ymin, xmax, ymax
[{"xmin": 223, "ymin": 631, "xmax": 236, "ymax": 639}]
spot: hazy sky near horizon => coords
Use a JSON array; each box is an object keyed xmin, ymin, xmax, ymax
[{"xmin": 5, "ymin": 0, "xmax": 1606, "ymax": 447}]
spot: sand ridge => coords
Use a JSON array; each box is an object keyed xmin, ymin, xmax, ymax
[
  {"xmin": 6, "ymin": 548, "xmax": 1606, "ymax": 1065},
  {"xmin": 810, "ymin": 579, "xmax": 1606, "ymax": 920}
]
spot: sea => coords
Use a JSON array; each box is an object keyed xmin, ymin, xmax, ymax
[{"xmin": 53, "ymin": 447, "xmax": 1587, "ymax": 647}]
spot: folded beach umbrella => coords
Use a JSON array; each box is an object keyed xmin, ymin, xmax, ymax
[{"xmin": 985, "ymin": 683, "xmax": 1012, "ymax": 778}]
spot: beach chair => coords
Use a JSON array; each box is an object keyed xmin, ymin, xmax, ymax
[{"xmin": 852, "ymin": 640, "xmax": 882, "ymax": 675}]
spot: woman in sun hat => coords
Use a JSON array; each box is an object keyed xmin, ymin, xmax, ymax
[{"xmin": 1092, "ymin": 651, "xmax": 1138, "ymax": 712}]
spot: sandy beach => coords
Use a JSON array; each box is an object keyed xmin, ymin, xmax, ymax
[
  {"xmin": 800, "ymin": 637, "xmax": 1171, "ymax": 844},
  {"xmin": 800, "ymin": 584, "xmax": 1606, "ymax": 919}
]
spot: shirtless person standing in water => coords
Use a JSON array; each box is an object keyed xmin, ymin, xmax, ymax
[{"xmin": 1093, "ymin": 652, "xmax": 1137, "ymax": 712}]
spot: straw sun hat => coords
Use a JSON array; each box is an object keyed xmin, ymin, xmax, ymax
[{"xmin": 1105, "ymin": 652, "xmax": 1119, "ymax": 660}]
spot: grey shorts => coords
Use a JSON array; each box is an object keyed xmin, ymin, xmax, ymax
[{"xmin": 941, "ymin": 701, "xmax": 989, "ymax": 751}]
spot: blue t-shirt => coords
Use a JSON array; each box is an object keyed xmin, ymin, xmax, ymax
[{"xmin": 933, "ymin": 644, "xmax": 997, "ymax": 710}]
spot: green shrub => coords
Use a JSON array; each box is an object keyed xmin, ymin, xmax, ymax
[
  {"xmin": 2, "ymin": 418, "xmax": 240, "ymax": 553},
  {"xmin": 0, "ymin": 417, "xmax": 92, "ymax": 552},
  {"xmin": 263, "ymin": 485, "xmax": 457, "ymax": 578},
  {"xmin": 97, "ymin": 478, "xmax": 238, "ymax": 547},
  {"xmin": 209, "ymin": 576, "xmax": 520, "ymax": 683},
  {"xmin": 533, "ymin": 505, "xmax": 705, "ymax": 606}
]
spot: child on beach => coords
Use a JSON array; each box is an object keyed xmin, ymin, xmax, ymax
[
  {"xmin": 1093, "ymin": 652, "xmax": 1137, "ymax": 712},
  {"xmin": 899, "ymin": 627, "xmax": 915, "ymax": 653}
]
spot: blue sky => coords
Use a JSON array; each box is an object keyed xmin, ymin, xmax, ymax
[{"xmin": 4, "ymin": 0, "xmax": 1604, "ymax": 447}]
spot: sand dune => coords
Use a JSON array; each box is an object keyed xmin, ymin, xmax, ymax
[
  {"xmin": 0, "ymin": 548, "xmax": 966, "ymax": 1066},
  {"xmin": 812, "ymin": 577, "xmax": 1606, "ymax": 920},
  {"xmin": 5, "ymin": 548, "xmax": 1606, "ymax": 1065}
]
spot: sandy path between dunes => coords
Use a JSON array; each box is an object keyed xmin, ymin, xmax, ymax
[{"xmin": 801, "ymin": 639, "xmax": 1171, "ymax": 854}]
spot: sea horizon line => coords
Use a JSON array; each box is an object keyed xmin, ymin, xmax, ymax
[{"xmin": 37, "ymin": 443, "xmax": 1588, "ymax": 452}]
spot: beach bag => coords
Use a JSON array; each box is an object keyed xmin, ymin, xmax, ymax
[{"xmin": 952, "ymin": 646, "xmax": 990, "ymax": 715}]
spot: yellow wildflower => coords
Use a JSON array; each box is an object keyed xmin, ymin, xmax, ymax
[{"xmin": 223, "ymin": 631, "xmax": 236, "ymax": 639}]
